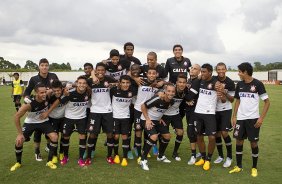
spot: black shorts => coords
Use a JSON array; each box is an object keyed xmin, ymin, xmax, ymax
[
  {"xmin": 194, "ymin": 113, "xmax": 216, "ymax": 136},
  {"xmin": 88, "ymin": 113, "xmax": 114, "ymax": 134},
  {"xmin": 113, "ymin": 118, "xmax": 130, "ymax": 135},
  {"xmin": 141, "ymin": 120, "xmax": 170, "ymax": 137},
  {"xmin": 13, "ymin": 95, "xmax": 21, "ymax": 102},
  {"xmin": 22, "ymin": 121, "xmax": 54, "ymax": 142},
  {"xmin": 49, "ymin": 117, "xmax": 64, "ymax": 133},
  {"xmin": 134, "ymin": 110, "xmax": 143, "ymax": 131},
  {"xmin": 162, "ymin": 114, "xmax": 183, "ymax": 130},
  {"xmin": 63, "ymin": 118, "xmax": 87, "ymax": 136},
  {"xmin": 186, "ymin": 109, "xmax": 197, "ymax": 140},
  {"xmin": 233, "ymin": 119, "xmax": 260, "ymax": 142},
  {"xmin": 215, "ymin": 110, "xmax": 232, "ymax": 132}
]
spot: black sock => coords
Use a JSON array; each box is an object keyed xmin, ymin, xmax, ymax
[
  {"xmin": 206, "ymin": 153, "xmax": 213, "ymax": 161},
  {"xmin": 201, "ymin": 152, "xmax": 206, "ymax": 160},
  {"xmin": 114, "ymin": 139, "xmax": 119, "ymax": 156},
  {"xmin": 173, "ymin": 135, "xmax": 183, "ymax": 154},
  {"xmin": 224, "ymin": 136, "xmax": 232, "ymax": 159},
  {"xmin": 252, "ymin": 146, "xmax": 259, "ymax": 168},
  {"xmin": 191, "ymin": 149, "xmax": 196, "ymax": 157},
  {"xmin": 15, "ymin": 145, "xmax": 23, "ymax": 164},
  {"xmin": 35, "ymin": 147, "xmax": 40, "ymax": 155},
  {"xmin": 87, "ymin": 137, "xmax": 95, "ymax": 159},
  {"xmin": 216, "ymin": 137, "xmax": 223, "ymax": 158},
  {"xmin": 142, "ymin": 138, "xmax": 155, "ymax": 161},
  {"xmin": 107, "ymin": 137, "xmax": 114, "ymax": 158},
  {"xmin": 122, "ymin": 139, "xmax": 129, "ymax": 158},
  {"xmin": 236, "ymin": 144, "xmax": 243, "ymax": 168},
  {"xmin": 62, "ymin": 138, "xmax": 70, "ymax": 157},
  {"xmin": 79, "ymin": 139, "xmax": 86, "ymax": 159},
  {"xmin": 48, "ymin": 141, "xmax": 58, "ymax": 161},
  {"xmin": 158, "ymin": 138, "xmax": 170, "ymax": 158},
  {"xmin": 59, "ymin": 137, "xmax": 63, "ymax": 154},
  {"xmin": 134, "ymin": 137, "xmax": 142, "ymax": 157}
]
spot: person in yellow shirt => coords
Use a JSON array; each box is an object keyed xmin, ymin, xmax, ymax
[{"xmin": 11, "ymin": 73, "xmax": 24, "ymax": 111}]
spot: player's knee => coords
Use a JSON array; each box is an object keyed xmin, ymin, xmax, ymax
[
  {"xmin": 221, "ymin": 131, "xmax": 229, "ymax": 138},
  {"xmin": 236, "ymin": 139, "xmax": 244, "ymax": 145},
  {"xmin": 48, "ymin": 133, "xmax": 58, "ymax": 142},
  {"xmin": 121, "ymin": 134, "xmax": 127, "ymax": 140},
  {"xmin": 251, "ymin": 141, "xmax": 258, "ymax": 148},
  {"xmin": 150, "ymin": 134, "xmax": 158, "ymax": 141},
  {"xmin": 79, "ymin": 134, "xmax": 86, "ymax": 139},
  {"xmin": 106, "ymin": 133, "xmax": 113, "ymax": 138},
  {"xmin": 176, "ymin": 129, "xmax": 184, "ymax": 136},
  {"xmin": 162, "ymin": 134, "xmax": 171, "ymax": 140},
  {"xmin": 114, "ymin": 134, "xmax": 119, "ymax": 140},
  {"xmin": 208, "ymin": 135, "xmax": 216, "ymax": 142}
]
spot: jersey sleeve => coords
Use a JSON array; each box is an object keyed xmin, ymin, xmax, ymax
[
  {"xmin": 185, "ymin": 79, "xmax": 200, "ymax": 101},
  {"xmin": 144, "ymin": 96, "xmax": 160, "ymax": 109},
  {"xmin": 20, "ymin": 80, "xmax": 24, "ymax": 86},
  {"xmin": 164, "ymin": 59, "xmax": 170, "ymax": 78},
  {"xmin": 257, "ymin": 81, "xmax": 268, "ymax": 100},
  {"xmin": 226, "ymin": 79, "xmax": 235, "ymax": 96},
  {"xmin": 24, "ymin": 77, "xmax": 35, "ymax": 96},
  {"xmin": 60, "ymin": 94, "xmax": 71, "ymax": 104},
  {"xmin": 234, "ymin": 82, "xmax": 240, "ymax": 99}
]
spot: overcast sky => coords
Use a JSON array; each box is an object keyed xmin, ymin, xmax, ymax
[{"xmin": 1, "ymin": 0, "xmax": 282, "ymax": 69}]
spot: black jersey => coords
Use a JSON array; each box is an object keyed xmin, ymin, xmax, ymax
[
  {"xmin": 60, "ymin": 89, "xmax": 90, "ymax": 119},
  {"xmin": 48, "ymin": 94, "xmax": 66, "ymax": 119},
  {"xmin": 140, "ymin": 64, "xmax": 167, "ymax": 80},
  {"xmin": 89, "ymin": 75, "xmax": 117, "ymax": 113},
  {"xmin": 25, "ymin": 98, "xmax": 49, "ymax": 124},
  {"xmin": 24, "ymin": 72, "xmax": 58, "ymax": 96},
  {"xmin": 235, "ymin": 78, "xmax": 268, "ymax": 120},
  {"xmin": 165, "ymin": 57, "xmax": 191, "ymax": 84},
  {"xmin": 111, "ymin": 86, "xmax": 137, "ymax": 119},
  {"xmin": 195, "ymin": 77, "xmax": 218, "ymax": 114},
  {"xmin": 216, "ymin": 76, "xmax": 235, "ymax": 111},
  {"xmin": 119, "ymin": 55, "xmax": 141, "ymax": 70},
  {"xmin": 185, "ymin": 77, "xmax": 201, "ymax": 109},
  {"xmin": 140, "ymin": 96, "xmax": 174, "ymax": 121},
  {"xmin": 164, "ymin": 87, "xmax": 188, "ymax": 116},
  {"xmin": 105, "ymin": 61, "xmax": 127, "ymax": 80}
]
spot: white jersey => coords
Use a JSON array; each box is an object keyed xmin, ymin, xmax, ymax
[
  {"xmin": 111, "ymin": 87, "xmax": 136, "ymax": 119},
  {"xmin": 48, "ymin": 95, "xmax": 66, "ymax": 119},
  {"xmin": 195, "ymin": 78, "xmax": 218, "ymax": 115},
  {"xmin": 216, "ymin": 76, "xmax": 235, "ymax": 112},
  {"xmin": 60, "ymin": 89, "xmax": 89, "ymax": 119},
  {"xmin": 90, "ymin": 76, "xmax": 117, "ymax": 113},
  {"xmin": 134, "ymin": 79, "xmax": 159, "ymax": 112},
  {"xmin": 24, "ymin": 98, "xmax": 49, "ymax": 124},
  {"xmin": 235, "ymin": 79, "xmax": 268, "ymax": 120},
  {"xmin": 140, "ymin": 96, "xmax": 174, "ymax": 121}
]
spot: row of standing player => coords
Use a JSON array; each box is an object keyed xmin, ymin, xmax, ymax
[{"xmin": 10, "ymin": 43, "xmax": 270, "ymax": 178}]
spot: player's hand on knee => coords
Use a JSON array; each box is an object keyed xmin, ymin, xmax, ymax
[
  {"xmin": 254, "ymin": 117, "xmax": 263, "ymax": 128},
  {"xmin": 159, "ymin": 119, "xmax": 167, "ymax": 126}
]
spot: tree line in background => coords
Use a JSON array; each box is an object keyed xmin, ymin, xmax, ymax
[
  {"xmin": 1, "ymin": 57, "xmax": 282, "ymax": 72},
  {"xmin": 0, "ymin": 57, "xmax": 72, "ymax": 72}
]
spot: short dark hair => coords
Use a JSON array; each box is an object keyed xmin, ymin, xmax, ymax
[
  {"xmin": 177, "ymin": 74, "xmax": 187, "ymax": 81},
  {"xmin": 124, "ymin": 42, "xmax": 134, "ymax": 50},
  {"xmin": 173, "ymin": 44, "xmax": 183, "ymax": 51},
  {"xmin": 130, "ymin": 63, "xmax": 140, "ymax": 70},
  {"xmin": 147, "ymin": 51, "xmax": 157, "ymax": 59},
  {"xmin": 119, "ymin": 75, "xmax": 131, "ymax": 82},
  {"xmin": 201, "ymin": 63, "xmax": 213, "ymax": 73},
  {"xmin": 51, "ymin": 79, "xmax": 63, "ymax": 89},
  {"xmin": 110, "ymin": 49, "xmax": 120, "ymax": 58},
  {"xmin": 84, "ymin": 63, "xmax": 93, "ymax": 69},
  {"xmin": 165, "ymin": 84, "xmax": 176, "ymax": 91},
  {"xmin": 13, "ymin": 72, "xmax": 19, "ymax": 76},
  {"xmin": 39, "ymin": 58, "xmax": 49, "ymax": 65},
  {"xmin": 147, "ymin": 67, "xmax": 157, "ymax": 72},
  {"xmin": 216, "ymin": 62, "xmax": 226, "ymax": 69},
  {"xmin": 77, "ymin": 75, "xmax": 87, "ymax": 81},
  {"xmin": 96, "ymin": 62, "xmax": 107, "ymax": 69},
  {"xmin": 238, "ymin": 62, "xmax": 253, "ymax": 76},
  {"xmin": 34, "ymin": 83, "xmax": 46, "ymax": 92}
]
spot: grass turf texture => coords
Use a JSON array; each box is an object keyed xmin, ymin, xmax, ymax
[{"xmin": 0, "ymin": 85, "xmax": 281, "ymax": 184}]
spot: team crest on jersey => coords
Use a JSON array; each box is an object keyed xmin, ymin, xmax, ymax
[
  {"xmin": 50, "ymin": 79, "xmax": 54, "ymax": 84},
  {"xmin": 207, "ymin": 83, "xmax": 213, "ymax": 89},
  {"xmin": 128, "ymin": 92, "xmax": 132, "ymax": 97},
  {"xmin": 136, "ymin": 124, "xmax": 141, "ymax": 130},
  {"xmin": 118, "ymin": 65, "xmax": 122, "ymax": 70},
  {"xmin": 85, "ymin": 96, "xmax": 88, "ymax": 101},
  {"xmin": 184, "ymin": 62, "xmax": 187, "ymax": 66},
  {"xmin": 250, "ymin": 85, "xmax": 256, "ymax": 92},
  {"xmin": 104, "ymin": 81, "xmax": 109, "ymax": 87},
  {"xmin": 45, "ymin": 102, "xmax": 48, "ymax": 106}
]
